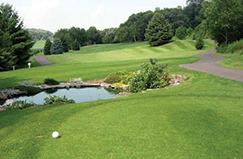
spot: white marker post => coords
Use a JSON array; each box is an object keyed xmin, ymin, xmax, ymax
[
  {"xmin": 28, "ymin": 62, "xmax": 31, "ymax": 68},
  {"xmin": 13, "ymin": 66, "xmax": 15, "ymax": 71}
]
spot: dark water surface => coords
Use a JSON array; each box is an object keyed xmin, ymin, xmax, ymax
[{"xmin": 2, "ymin": 88, "xmax": 116, "ymax": 106}]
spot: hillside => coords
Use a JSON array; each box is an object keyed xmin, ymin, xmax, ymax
[{"xmin": 27, "ymin": 28, "xmax": 53, "ymax": 41}]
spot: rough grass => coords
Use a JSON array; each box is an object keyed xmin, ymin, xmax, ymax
[{"xmin": 216, "ymin": 52, "xmax": 243, "ymax": 69}]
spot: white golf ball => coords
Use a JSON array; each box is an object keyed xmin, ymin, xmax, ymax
[{"xmin": 52, "ymin": 131, "xmax": 59, "ymax": 139}]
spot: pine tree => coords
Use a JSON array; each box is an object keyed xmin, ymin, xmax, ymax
[
  {"xmin": 50, "ymin": 38, "xmax": 63, "ymax": 54},
  {"xmin": 71, "ymin": 39, "xmax": 80, "ymax": 51},
  {"xmin": 44, "ymin": 39, "xmax": 52, "ymax": 55},
  {"xmin": 0, "ymin": 3, "xmax": 34, "ymax": 70},
  {"xmin": 145, "ymin": 13, "xmax": 173, "ymax": 46}
]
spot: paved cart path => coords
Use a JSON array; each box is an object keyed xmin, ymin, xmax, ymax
[
  {"xmin": 180, "ymin": 48, "xmax": 243, "ymax": 82},
  {"xmin": 32, "ymin": 56, "xmax": 53, "ymax": 66}
]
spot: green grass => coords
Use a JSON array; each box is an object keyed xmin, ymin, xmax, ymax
[
  {"xmin": 32, "ymin": 40, "xmax": 45, "ymax": 50},
  {"xmin": 0, "ymin": 40, "xmax": 214, "ymax": 89},
  {"xmin": 215, "ymin": 52, "xmax": 243, "ymax": 69},
  {"xmin": 0, "ymin": 69, "xmax": 242, "ymax": 158},
  {"xmin": 46, "ymin": 40, "xmax": 214, "ymax": 65},
  {"xmin": 1, "ymin": 39, "xmax": 242, "ymax": 158}
]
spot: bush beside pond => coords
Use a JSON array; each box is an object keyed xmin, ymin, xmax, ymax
[
  {"xmin": 44, "ymin": 78, "xmax": 59, "ymax": 85},
  {"xmin": 129, "ymin": 59, "xmax": 171, "ymax": 93}
]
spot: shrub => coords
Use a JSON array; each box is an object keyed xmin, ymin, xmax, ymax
[
  {"xmin": 104, "ymin": 70, "xmax": 133, "ymax": 84},
  {"xmin": 187, "ymin": 27, "xmax": 194, "ymax": 37},
  {"xmin": 44, "ymin": 78, "xmax": 59, "ymax": 85},
  {"xmin": 175, "ymin": 26, "xmax": 187, "ymax": 40},
  {"xmin": 195, "ymin": 36, "xmax": 204, "ymax": 50},
  {"xmin": 6, "ymin": 100, "xmax": 35, "ymax": 110},
  {"xmin": 129, "ymin": 59, "xmax": 171, "ymax": 93},
  {"xmin": 17, "ymin": 86, "xmax": 42, "ymax": 95},
  {"xmin": 44, "ymin": 95, "xmax": 75, "ymax": 105},
  {"xmin": 216, "ymin": 39, "xmax": 243, "ymax": 53}
]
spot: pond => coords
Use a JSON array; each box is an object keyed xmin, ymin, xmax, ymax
[{"xmin": 1, "ymin": 87, "xmax": 117, "ymax": 106}]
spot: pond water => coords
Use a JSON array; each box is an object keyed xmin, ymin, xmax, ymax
[{"xmin": 1, "ymin": 88, "xmax": 116, "ymax": 106}]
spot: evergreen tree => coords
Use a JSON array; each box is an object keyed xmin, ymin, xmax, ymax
[
  {"xmin": 145, "ymin": 13, "xmax": 173, "ymax": 46},
  {"xmin": 50, "ymin": 38, "xmax": 63, "ymax": 54},
  {"xmin": 0, "ymin": 3, "xmax": 34, "ymax": 70},
  {"xmin": 175, "ymin": 26, "xmax": 188, "ymax": 39},
  {"xmin": 71, "ymin": 39, "xmax": 80, "ymax": 51},
  {"xmin": 44, "ymin": 39, "xmax": 52, "ymax": 55}
]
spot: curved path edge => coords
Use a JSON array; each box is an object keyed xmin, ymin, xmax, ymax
[
  {"xmin": 32, "ymin": 56, "xmax": 54, "ymax": 66},
  {"xmin": 179, "ymin": 48, "xmax": 243, "ymax": 82}
]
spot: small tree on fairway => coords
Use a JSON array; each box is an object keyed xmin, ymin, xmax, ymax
[
  {"xmin": 145, "ymin": 13, "xmax": 173, "ymax": 46},
  {"xmin": 50, "ymin": 38, "xmax": 63, "ymax": 54},
  {"xmin": 71, "ymin": 39, "xmax": 80, "ymax": 51},
  {"xmin": 195, "ymin": 36, "xmax": 204, "ymax": 50},
  {"xmin": 175, "ymin": 26, "xmax": 188, "ymax": 39},
  {"xmin": 44, "ymin": 39, "xmax": 52, "ymax": 55}
]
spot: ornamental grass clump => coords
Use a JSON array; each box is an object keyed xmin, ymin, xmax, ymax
[
  {"xmin": 6, "ymin": 100, "xmax": 35, "ymax": 110},
  {"xmin": 44, "ymin": 95, "xmax": 75, "ymax": 105},
  {"xmin": 129, "ymin": 58, "xmax": 171, "ymax": 93}
]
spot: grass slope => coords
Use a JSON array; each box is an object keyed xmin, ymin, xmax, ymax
[{"xmin": 32, "ymin": 40, "xmax": 45, "ymax": 50}]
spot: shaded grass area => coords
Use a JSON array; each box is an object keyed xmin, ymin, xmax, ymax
[
  {"xmin": 0, "ymin": 69, "xmax": 242, "ymax": 158},
  {"xmin": 215, "ymin": 53, "xmax": 243, "ymax": 69}
]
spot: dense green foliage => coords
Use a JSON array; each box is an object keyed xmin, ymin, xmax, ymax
[
  {"xmin": 6, "ymin": 100, "xmax": 35, "ymax": 110},
  {"xmin": 71, "ymin": 39, "xmax": 80, "ymax": 51},
  {"xmin": 175, "ymin": 26, "xmax": 188, "ymax": 39},
  {"xmin": 216, "ymin": 39, "xmax": 243, "ymax": 53},
  {"xmin": 44, "ymin": 39, "xmax": 52, "ymax": 55},
  {"xmin": 161, "ymin": 7, "xmax": 190, "ymax": 34},
  {"xmin": 187, "ymin": 27, "xmax": 194, "ymax": 36},
  {"xmin": 87, "ymin": 26, "xmax": 101, "ymax": 44},
  {"xmin": 195, "ymin": 36, "xmax": 205, "ymax": 50},
  {"xmin": 50, "ymin": 38, "xmax": 63, "ymax": 54},
  {"xmin": 203, "ymin": 0, "xmax": 243, "ymax": 45},
  {"xmin": 145, "ymin": 13, "xmax": 173, "ymax": 46},
  {"xmin": 129, "ymin": 59, "xmax": 170, "ymax": 93},
  {"xmin": 44, "ymin": 78, "xmax": 59, "ymax": 85},
  {"xmin": 27, "ymin": 28, "xmax": 53, "ymax": 41},
  {"xmin": 102, "ymin": 28, "xmax": 117, "ymax": 44},
  {"xmin": 117, "ymin": 11, "xmax": 154, "ymax": 42},
  {"xmin": 104, "ymin": 70, "xmax": 132, "ymax": 84},
  {"xmin": 0, "ymin": 3, "xmax": 34, "ymax": 71},
  {"xmin": 44, "ymin": 95, "xmax": 75, "ymax": 105}
]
